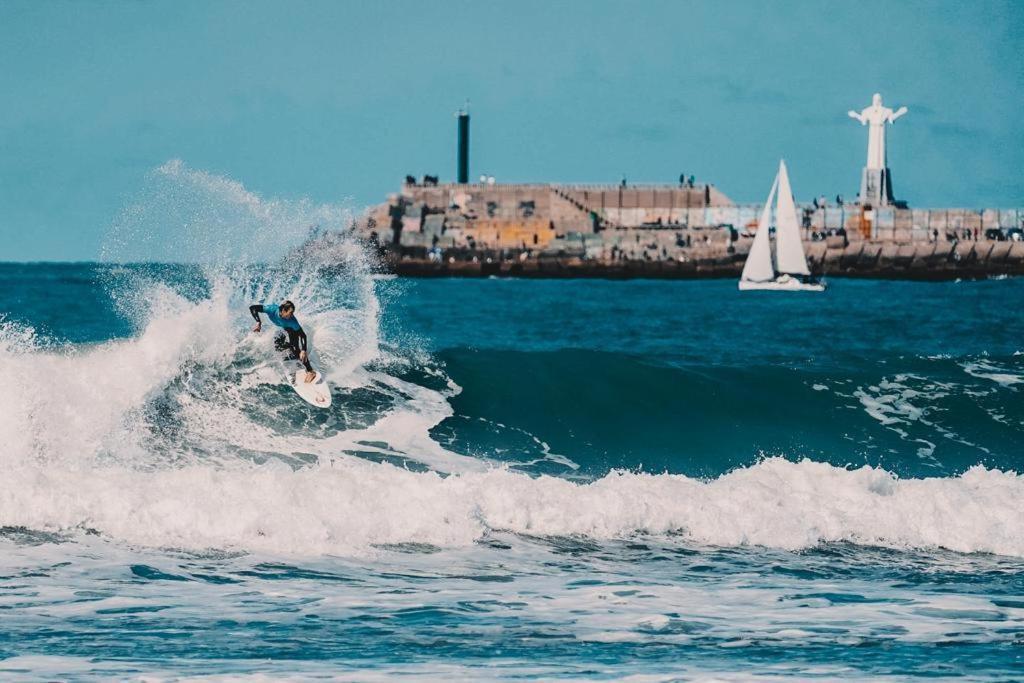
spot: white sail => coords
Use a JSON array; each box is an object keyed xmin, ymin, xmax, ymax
[
  {"xmin": 740, "ymin": 173, "xmax": 778, "ymax": 283},
  {"xmin": 774, "ymin": 160, "xmax": 811, "ymax": 276}
]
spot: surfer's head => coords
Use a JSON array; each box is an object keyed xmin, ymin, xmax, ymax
[{"xmin": 280, "ymin": 300, "xmax": 295, "ymax": 319}]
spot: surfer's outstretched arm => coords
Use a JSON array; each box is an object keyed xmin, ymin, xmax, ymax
[{"xmin": 249, "ymin": 304, "xmax": 264, "ymax": 331}]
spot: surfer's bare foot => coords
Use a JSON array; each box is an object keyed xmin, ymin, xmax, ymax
[{"xmin": 304, "ymin": 371, "xmax": 317, "ymax": 383}]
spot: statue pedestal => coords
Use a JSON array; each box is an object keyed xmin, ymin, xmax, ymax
[{"xmin": 859, "ymin": 167, "xmax": 894, "ymax": 208}]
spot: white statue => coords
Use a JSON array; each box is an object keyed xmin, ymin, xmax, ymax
[{"xmin": 848, "ymin": 93, "xmax": 907, "ymax": 170}]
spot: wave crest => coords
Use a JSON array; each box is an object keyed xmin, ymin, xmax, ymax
[{"xmin": 2, "ymin": 457, "xmax": 1020, "ymax": 558}]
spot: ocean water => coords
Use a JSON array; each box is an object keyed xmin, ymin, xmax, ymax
[{"xmin": 1, "ymin": 170, "xmax": 1023, "ymax": 680}]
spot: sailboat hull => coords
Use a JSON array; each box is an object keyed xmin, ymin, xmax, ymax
[{"xmin": 738, "ymin": 277, "xmax": 827, "ymax": 292}]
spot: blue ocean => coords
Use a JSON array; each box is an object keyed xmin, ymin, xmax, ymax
[{"xmin": 1, "ymin": 166, "xmax": 1022, "ymax": 680}]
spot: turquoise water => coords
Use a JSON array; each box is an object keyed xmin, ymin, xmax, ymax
[{"xmin": 1, "ymin": 263, "xmax": 1022, "ymax": 680}]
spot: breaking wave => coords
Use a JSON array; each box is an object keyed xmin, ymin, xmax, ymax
[
  {"xmin": 1, "ymin": 452, "xmax": 1021, "ymax": 557},
  {"xmin": 1, "ymin": 161, "xmax": 1021, "ymax": 560},
  {"xmin": 2, "ymin": 300, "xmax": 1021, "ymax": 558}
]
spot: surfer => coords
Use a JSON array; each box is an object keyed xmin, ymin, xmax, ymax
[{"xmin": 249, "ymin": 301, "xmax": 317, "ymax": 383}]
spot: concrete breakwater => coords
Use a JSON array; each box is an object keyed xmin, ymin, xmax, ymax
[
  {"xmin": 383, "ymin": 239, "xmax": 1024, "ymax": 280},
  {"xmin": 358, "ymin": 182, "xmax": 1024, "ymax": 280}
]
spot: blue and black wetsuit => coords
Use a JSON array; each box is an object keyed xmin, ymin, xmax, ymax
[{"xmin": 250, "ymin": 304, "xmax": 313, "ymax": 372}]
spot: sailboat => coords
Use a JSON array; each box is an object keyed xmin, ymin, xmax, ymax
[{"xmin": 738, "ymin": 160, "xmax": 826, "ymax": 292}]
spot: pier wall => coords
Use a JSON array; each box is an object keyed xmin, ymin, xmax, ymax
[
  {"xmin": 359, "ymin": 182, "xmax": 1024, "ymax": 280},
  {"xmin": 386, "ymin": 238, "xmax": 1024, "ymax": 280}
]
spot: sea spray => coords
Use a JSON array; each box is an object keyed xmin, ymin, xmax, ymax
[{"xmin": 102, "ymin": 158, "xmax": 351, "ymax": 267}]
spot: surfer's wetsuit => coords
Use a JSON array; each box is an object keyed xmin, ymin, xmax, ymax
[{"xmin": 250, "ymin": 304, "xmax": 314, "ymax": 373}]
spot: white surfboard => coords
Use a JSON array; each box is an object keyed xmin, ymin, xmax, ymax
[
  {"xmin": 255, "ymin": 328, "xmax": 332, "ymax": 408},
  {"xmin": 292, "ymin": 368, "xmax": 332, "ymax": 408}
]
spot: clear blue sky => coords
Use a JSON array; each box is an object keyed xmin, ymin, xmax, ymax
[{"xmin": 1, "ymin": 0, "xmax": 1021, "ymax": 261}]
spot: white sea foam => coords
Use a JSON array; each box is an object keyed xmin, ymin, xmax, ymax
[
  {"xmin": 851, "ymin": 374, "xmax": 991, "ymax": 460},
  {"xmin": 0, "ymin": 291, "xmax": 235, "ymax": 468},
  {"xmin": 1, "ymin": 452, "xmax": 1021, "ymax": 557},
  {"xmin": 962, "ymin": 359, "xmax": 1024, "ymax": 387}
]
